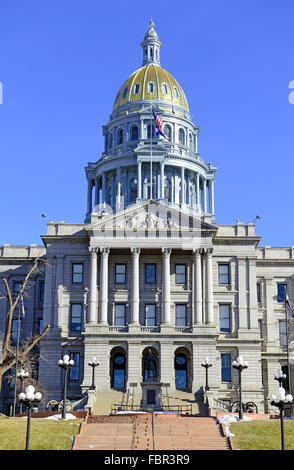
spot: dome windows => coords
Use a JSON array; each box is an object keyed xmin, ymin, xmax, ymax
[
  {"xmin": 173, "ymin": 86, "xmax": 179, "ymax": 99},
  {"xmin": 122, "ymin": 86, "xmax": 128, "ymax": 99},
  {"xmin": 134, "ymin": 83, "xmax": 140, "ymax": 95},
  {"xmin": 161, "ymin": 83, "xmax": 168, "ymax": 95},
  {"xmin": 147, "ymin": 82, "xmax": 154, "ymax": 94}
]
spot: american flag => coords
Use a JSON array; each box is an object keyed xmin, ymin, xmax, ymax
[
  {"xmin": 286, "ymin": 295, "xmax": 294, "ymax": 319},
  {"xmin": 152, "ymin": 109, "xmax": 169, "ymax": 140}
]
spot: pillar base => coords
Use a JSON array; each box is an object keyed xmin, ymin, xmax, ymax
[
  {"xmin": 160, "ymin": 323, "xmax": 173, "ymax": 334},
  {"xmin": 128, "ymin": 323, "xmax": 141, "ymax": 334}
]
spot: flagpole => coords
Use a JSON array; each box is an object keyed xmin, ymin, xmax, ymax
[{"xmin": 150, "ymin": 102, "xmax": 152, "ymax": 200}]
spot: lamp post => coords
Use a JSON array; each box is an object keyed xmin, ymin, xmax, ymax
[
  {"xmin": 88, "ymin": 357, "xmax": 100, "ymax": 389},
  {"xmin": 232, "ymin": 356, "xmax": 248, "ymax": 420},
  {"xmin": 270, "ymin": 385, "xmax": 293, "ymax": 450},
  {"xmin": 17, "ymin": 369, "xmax": 29, "ymax": 414},
  {"xmin": 201, "ymin": 358, "xmax": 212, "ymax": 391},
  {"xmin": 58, "ymin": 355, "xmax": 74, "ymax": 419},
  {"xmin": 274, "ymin": 369, "xmax": 287, "ymax": 389},
  {"xmin": 18, "ymin": 385, "xmax": 42, "ymax": 450}
]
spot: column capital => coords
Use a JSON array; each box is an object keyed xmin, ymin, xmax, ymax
[
  {"xmin": 193, "ymin": 248, "xmax": 203, "ymax": 256},
  {"xmin": 89, "ymin": 247, "xmax": 99, "ymax": 254},
  {"xmin": 131, "ymin": 247, "xmax": 141, "ymax": 255},
  {"xmin": 203, "ymin": 247, "xmax": 213, "ymax": 255},
  {"xmin": 100, "ymin": 247, "xmax": 110, "ymax": 255},
  {"xmin": 162, "ymin": 247, "xmax": 172, "ymax": 256}
]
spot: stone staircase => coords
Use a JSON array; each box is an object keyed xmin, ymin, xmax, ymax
[{"xmin": 73, "ymin": 413, "xmax": 231, "ymax": 450}]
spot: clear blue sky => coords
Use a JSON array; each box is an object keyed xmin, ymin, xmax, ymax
[{"xmin": 0, "ymin": 0, "xmax": 293, "ymax": 247}]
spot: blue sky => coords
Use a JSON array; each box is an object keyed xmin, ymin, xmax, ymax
[{"xmin": 0, "ymin": 0, "xmax": 293, "ymax": 246}]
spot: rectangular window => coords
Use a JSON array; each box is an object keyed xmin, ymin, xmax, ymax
[
  {"xmin": 257, "ymin": 283, "xmax": 261, "ymax": 303},
  {"xmin": 218, "ymin": 264, "xmax": 230, "ymax": 285},
  {"xmin": 279, "ymin": 321, "xmax": 287, "ymax": 346},
  {"xmin": 13, "ymin": 281, "xmax": 22, "ymax": 297},
  {"xmin": 221, "ymin": 354, "xmax": 231, "ymax": 382},
  {"xmin": 175, "ymin": 304, "xmax": 187, "ymax": 327},
  {"xmin": 175, "ymin": 264, "xmax": 186, "ymax": 284},
  {"xmin": 114, "ymin": 304, "xmax": 126, "ymax": 327},
  {"xmin": 219, "ymin": 304, "xmax": 230, "ymax": 332},
  {"xmin": 72, "ymin": 263, "xmax": 83, "ymax": 283},
  {"xmin": 70, "ymin": 303, "xmax": 82, "ymax": 331},
  {"xmin": 69, "ymin": 352, "xmax": 80, "ymax": 381},
  {"xmin": 11, "ymin": 319, "xmax": 21, "ymax": 346},
  {"xmin": 277, "ymin": 283, "xmax": 287, "ymax": 303},
  {"xmin": 115, "ymin": 264, "xmax": 126, "ymax": 284},
  {"xmin": 39, "ymin": 281, "xmax": 45, "ymax": 303},
  {"xmin": 145, "ymin": 264, "xmax": 156, "ymax": 284},
  {"xmin": 145, "ymin": 304, "xmax": 156, "ymax": 326}
]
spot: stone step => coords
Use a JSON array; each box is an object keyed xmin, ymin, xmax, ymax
[{"xmin": 73, "ymin": 414, "xmax": 230, "ymax": 450}]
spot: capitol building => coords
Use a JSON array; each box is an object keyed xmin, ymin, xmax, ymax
[{"xmin": 0, "ymin": 21, "xmax": 293, "ymax": 415}]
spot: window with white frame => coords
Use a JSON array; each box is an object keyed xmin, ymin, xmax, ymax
[
  {"xmin": 69, "ymin": 352, "xmax": 80, "ymax": 381},
  {"xmin": 145, "ymin": 304, "xmax": 156, "ymax": 326},
  {"xmin": 114, "ymin": 304, "xmax": 126, "ymax": 327},
  {"xmin": 72, "ymin": 263, "xmax": 83, "ymax": 283},
  {"xmin": 175, "ymin": 304, "xmax": 187, "ymax": 327},
  {"xmin": 218, "ymin": 264, "xmax": 230, "ymax": 285},
  {"xmin": 219, "ymin": 304, "xmax": 230, "ymax": 332},
  {"xmin": 70, "ymin": 303, "xmax": 82, "ymax": 331}
]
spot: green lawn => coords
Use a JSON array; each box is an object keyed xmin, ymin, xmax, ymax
[
  {"xmin": 230, "ymin": 419, "xmax": 294, "ymax": 450},
  {"xmin": 0, "ymin": 416, "xmax": 83, "ymax": 450}
]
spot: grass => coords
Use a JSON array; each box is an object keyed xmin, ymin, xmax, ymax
[
  {"xmin": 230, "ymin": 419, "xmax": 294, "ymax": 450},
  {"xmin": 0, "ymin": 416, "xmax": 83, "ymax": 450}
]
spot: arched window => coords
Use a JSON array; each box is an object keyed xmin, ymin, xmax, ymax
[
  {"xmin": 189, "ymin": 133, "xmax": 193, "ymax": 150},
  {"xmin": 111, "ymin": 351, "xmax": 126, "ymax": 390},
  {"xmin": 117, "ymin": 128, "xmax": 123, "ymax": 145},
  {"xmin": 131, "ymin": 125, "xmax": 138, "ymax": 141},
  {"xmin": 147, "ymin": 124, "xmax": 155, "ymax": 139},
  {"xmin": 142, "ymin": 348, "xmax": 158, "ymax": 383},
  {"xmin": 164, "ymin": 125, "xmax": 171, "ymax": 140},
  {"xmin": 130, "ymin": 178, "xmax": 137, "ymax": 202},
  {"xmin": 164, "ymin": 177, "xmax": 171, "ymax": 201},
  {"xmin": 178, "ymin": 128, "xmax": 185, "ymax": 146},
  {"xmin": 174, "ymin": 352, "xmax": 188, "ymax": 390}
]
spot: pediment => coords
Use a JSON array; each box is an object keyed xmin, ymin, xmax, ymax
[{"xmin": 86, "ymin": 200, "xmax": 217, "ymax": 236}]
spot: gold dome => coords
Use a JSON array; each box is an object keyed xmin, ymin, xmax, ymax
[{"xmin": 113, "ymin": 64, "xmax": 189, "ymax": 112}]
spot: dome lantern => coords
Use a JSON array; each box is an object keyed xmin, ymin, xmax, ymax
[{"xmin": 141, "ymin": 19, "xmax": 162, "ymax": 66}]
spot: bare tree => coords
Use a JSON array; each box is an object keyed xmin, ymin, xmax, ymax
[{"xmin": 0, "ymin": 256, "xmax": 50, "ymax": 393}]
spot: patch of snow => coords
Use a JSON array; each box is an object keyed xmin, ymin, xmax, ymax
[{"xmin": 44, "ymin": 413, "xmax": 77, "ymax": 420}]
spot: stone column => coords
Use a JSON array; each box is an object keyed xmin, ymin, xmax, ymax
[
  {"xmin": 87, "ymin": 178, "xmax": 93, "ymax": 217},
  {"xmin": 160, "ymin": 161, "xmax": 165, "ymax": 199},
  {"xmin": 88, "ymin": 248, "xmax": 98, "ymax": 324},
  {"xmin": 99, "ymin": 247, "xmax": 110, "ymax": 325},
  {"xmin": 94, "ymin": 177, "xmax": 99, "ymax": 208},
  {"xmin": 193, "ymin": 249, "xmax": 203, "ymax": 324},
  {"xmin": 210, "ymin": 180, "xmax": 215, "ymax": 215},
  {"xmin": 162, "ymin": 248, "xmax": 172, "ymax": 324},
  {"xmin": 54, "ymin": 255, "xmax": 64, "ymax": 329},
  {"xmin": 196, "ymin": 172, "xmax": 200, "ymax": 210},
  {"xmin": 238, "ymin": 257, "xmax": 247, "ymax": 330},
  {"xmin": 137, "ymin": 162, "xmax": 142, "ymax": 199},
  {"xmin": 130, "ymin": 247, "xmax": 140, "ymax": 325},
  {"xmin": 203, "ymin": 178, "xmax": 207, "ymax": 213},
  {"xmin": 181, "ymin": 167, "xmax": 185, "ymax": 205},
  {"xmin": 102, "ymin": 172, "xmax": 106, "ymax": 205},
  {"xmin": 248, "ymin": 258, "xmax": 259, "ymax": 330},
  {"xmin": 205, "ymin": 248, "xmax": 214, "ymax": 324}
]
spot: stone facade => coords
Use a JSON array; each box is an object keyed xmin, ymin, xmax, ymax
[{"xmin": 0, "ymin": 22, "xmax": 293, "ymax": 415}]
